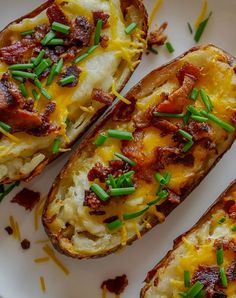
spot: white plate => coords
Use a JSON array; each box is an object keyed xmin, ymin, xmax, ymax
[{"xmin": 0, "ymin": 0, "xmax": 236, "ymax": 297}]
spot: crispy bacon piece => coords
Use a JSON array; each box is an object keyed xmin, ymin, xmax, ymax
[
  {"xmin": 212, "ymin": 291, "xmax": 227, "ymax": 298},
  {"xmin": 59, "ymin": 65, "xmax": 81, "ymax": 87},
  {"xmin": 72, "ymin": 16, "xmax": 93, "ymax": 47},
  {"xmin": 153, "ymin": 119, "xmax": 179, "ymax": 134},
  {"xmin": 167, "ymin": 189, "xmax": 180, "ymax": 204},
  {"xmin": 93, "ymin": 11, "xmax": 110, "ymax": 29},
  {"xmin": 112, "ymin": 99, "xmax": 136, "ymax": 122},
  {"xmin": 0, "ymin": 38, "xmax": 35, "ymax": 65},
  {"xmin": 226, "ymin": 261, "xmax": 236, "ymax": 281},
  {"xmin": 187, "ymin": 121, "xmax": 214, "ymax": 142},
  {"xmin": 21, "ymin": 239, "xmax": 31, "ymax": 250},
  {"xmin": 91, "ymin": 88, "xmax": 113, "ymax": 105},
  {"xmin": 84, "ymin": 190, "xmax": 104, "ymax": 210},
  {"xmin": 157, "ymin": 63, "xmax": 201, "ymax": 114},
  {"xmin": 34, "ymin": 24, "xmax": 50, "ymax": 43},
  {"xmin": 46, "ymin": 4, "xmax": 70, "ymax": 25},
  {"xmin": 61, "ymin": 46, "xmax": 78, "ymax": 60},
  {"xmin": 223, "ymin": 200, "xmax": 236, "ymax": 219},
  {"xmin": 214, "ymin": 238, "xmax": 236, "ymax": 252},
  {"xmin": 148, "ymin": 22, "xmax": 168, "ymax": 47},
  {"xmin": 133, "ymin": 105, "xmax": 154, "ymax": 128},
  {"xmin": 11, "ymin": 188, "xmax": 40, "ymax": 211},
  {"xmin": 101, "ymin": 275, "xmax": 128, "ymax": 296},
  {"xmin": 100, "ymin": 36, "xmax": 109, "ymax": 48}
]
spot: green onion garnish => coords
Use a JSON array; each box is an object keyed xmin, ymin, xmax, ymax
[
  {"xmin": 183, "ymin": 110, "xmax": 192, "ymax": 125},
  {"xmin": 216, "ymin": 247, "xmax": 224, "ymax": 265},
  {"xmin": 55, "ymin": 58, "xmax": 64, "ymax": 75},
  {"xmin": 184, "ymin": 270, "xmax": 190, "ymax": 288},
  {"xmin": 11, "ymin": 70, "xmax": 36, "ymax": 80},
  {"xmin": 74, "ymin": 45, "xmax": 98, "ymax": 64},
  {"xmin": 47, "ymin": 38, "xmax": 64, "ymax": 46},
  {"xmin": 157, "ymin": 189, "xmax": 169, "ymax": 199},
  {"xmin": 59, "ymin": 75, "xmax": 76, "ymax": 86},
  {"xmin": 154, "ymin": 172, "xmax": 166, "ymax": 185},
  {"xmin": 183, "ymin": 140, "xmax": 194, "ymax": 153},
  {"xmin": 195, "ymin": 290, "xmax": 207, "ymax": 298},
  {"xmin": 194, "ymin": 12, "xmax": 212, "ymax": 43},
  {"xmin": 46, "ymin": 64, "xmax": 57, "ymax": 86},
  {"xmin": 186, "ymin": 281, "xmax": 204, "ymax": 297},
  {"xmin": 9, "ymin": 63, "xmax": 34, "ymax": 71},
  {"xmin": 218, "ymin": 217, "xmax": 226, "ymax": 224},
  {"xmin": 200, "ymin": 89, "xmax": 212, "ymax": 112},
  {"xmin": 153, "ymin": 112, "xmax": 184, "ymax": 118},
  {"xmin": 52, "ymin": 137, "xmax": 61, "ymax": 154},
  {"xmin": 93, "ymin": 134, "xmax": 108, "ymax": 146},
  {"xmin": 107, "ymin": 174, "xmax": 117, "ymax": 189},
  {"xmin": 124, "ymin": 22, "xmax": 137, "ymax": 35},
  {"xmin": 231, "ymin": 225, "xmax": 236, "ymax": 231},
  {"xmin": 13, "ymin": 76, "xmax": 24, "ymax": 82},
  {"xmin": 41, "ymin": 30, "xmax": 56, "ymax": 46},
  {"xmin": 190, "ymin": 87, "xmax": 199, "ymax": 101},
  {"xmin": 34, "ymin": 78, "xmax": 42, "ymax": 90},
  {"xmin": 164, "ymin": 172, "xmax": 172, "ymax": 185},
  {"xmin": 19, "ymin": 83, "xmax": 28, "ymax": 97},
  {"xmin": 179, "ymin": 129, "xmax": 193, "ymax": 141},
  {"xmin": 147, "ymin": 197, "xmax": 162, "ymax": 207},
  {"xmin": 52, "ymin": 21, "xmax": 70, "ymax": 34},
  {"xmin": 0, "ymin": 181, "xmax": 20, "ymax": 203},
  {"xmin": 148, "ymin": 46, "xmax": 158, "ymax": 55},
  {"xmin": 90, "ymin": 183, "xmax": 109, "ymax": 201},
  {"xmin": 32, "ymin": 89, "xmax": 40, "ymax": 101},
  {"xmin": 41, "ymin": 88, "xmax": 52, "ymax": 100},
  {"xmin": 20, "ymin": 29, "xmax": 34, "ymax": 36},
  {"xmin": 107, "ymin": 219, "xmax": 123, "ymax": 231},
  {"xmin": 123, "ymin": 206, "xmax": 149, "ymax": 220},
  {"xmin": 114, "ymin": 152, "xmax": 136, "ymax": 166},
  {"xmin": 110, "ymin": 187, "xmax": 135, "ymax": 197},
  {"xmin": 191, "ymin": 115, "xmax": 208, "ymax": 122},
  {"xmin": 220, "ymin": 267, "xmax": 228, "ymax": 288},
  {"xmin": 178, "ymin": 292, "xmax": 187, "ymax": 297},
  {"xmin": 0, "ymin": 121, "xmax": 11, "ymax": 132},
  {"xmin": 94, "ymin": 19, "xmax": 103, "ymax": 45},
  {"xmin": 108, "ymin": 129, "xmax": 133, "ymax": 140},
  {"xmin": 33, "ymin": 50, "xmax": 46, "ymax": 67},
  {"xmin": 187, "ymin": 105, "xmax": 202, "ymax": 116},
  {"xmin": 187, "ymin": 22, "xmax": 193, "ymax": 34},
  {"xmin": 201, "ymin": 110, "xmax": 235, "ymax": 133},
  {"xmin": 34, "ymin": 59, "xmax": 51, "ymax": 76},
  {"xmin": 165, "ymin": 42, "xmax": 175, "ymax": 53}
]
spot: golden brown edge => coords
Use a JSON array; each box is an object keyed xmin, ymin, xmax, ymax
[
  {"xmin": 0, "ymin": 0, "xmax": 148, "ymax": 184},
  {"xmin": 42, "ymin": 44, "xmax": 236, "ymax": 259},
  {"xmin": 140, "ymin": 180, "xmax": 236, "ymax": 297}
]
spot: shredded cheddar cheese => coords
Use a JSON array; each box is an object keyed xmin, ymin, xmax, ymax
[
  {"xmin": 121, "ymin": 225, "xmax": 128, "ymax": 246},
  {"xmin": 148, "ymin": 0, "xmax": 164, "ymax": 27},
  {"xmin": 40, "ymin": 276, "xmax": 46, "ymax": 293},
  {"xmin": 9, "ymin": 215, "xmax": 16, "ymax": 239},
  {"xmin": 195, "ymin": 0, "xmax": 208, "ymax": 28},
  {"xmin": 102, "ymin": 286, "xmax": 107, "ymax": 298},
  {"xmin": 34, "ymin": 257, "xmax": 50, "ymax": 264},
  {"xmin": 133, "ymin": 222, "xmax": 141, "ymax": 239},
  {"xmin": 43, "ymin": 244, "xmax": 69, "ymax": 275},
  {"xmin": 112, "ymin": 81, "xmax": 131, "ymax": 105},
  {"xmin": 14, "ymin": 220, "xmax": 21, "ymax": 241},
  {"xmin": 0, "ymin": 127, "xmax": 20, "ymax": 143}
]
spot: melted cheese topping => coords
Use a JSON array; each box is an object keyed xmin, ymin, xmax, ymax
[
  {"xmin": 0, "ymin": 0, "xmax": 144, "ymax": 181},
  {"xmin": 144, "ymin": 185, "xmax": 236, "ymax": 297},
  {"xmin": 46, "ymin": 46, "xmax": 236, "ymax": 257}
]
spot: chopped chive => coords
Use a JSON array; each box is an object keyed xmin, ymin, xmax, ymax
[
  {"xmin": 179, "ymin": 129, "xmax": 193, "ymax": 141},
  {"xmin": 187, "ymin": 22, "xmax": 193, "ymax": 34},
  {"xmin": 20, "ymin": 29, "xmax": 34, "ymax": 36},
  {"xmin": 74, "ymin": 45, "xmax": 98, "ymax": 64},
  {"xmin": 157, "ymin": 189, "xmax": 169, "ymax": 200},
  {"xmin": 91, "ymin": 183, "xmax": 109, "ymax": 201},
  {"xmin": 216, "ymin": 247, "xmax": 224, "ymax": 265},
  {"xmin": 148, "ymin": 46, "xmax": 158, "ymax": 54},
  {"xmin": 19, "ymin": 83, "xmax": 28, "ymax": 97},
  {"xmin": 13, "ymin": 76, "xmax": 24, "ymax": 82},
  {"xmin": 94, "ymin": 19, "xmax": 103, "ymax": 45},
  {"xmin": 0, "ymin": 121, "xmax": 11, "ymax": 132},
  {"xmin": 0, "ymin": 181, "xmax": 20, "ymax": 203},
  {"xmin": 184, "ymin": 270, "xmax": 190, "ymax": 288},
  {"xmin": 11, "ymin": 70, "xmax": 36, "ymax": 80},
  {"xmin": 220, "ymin": 267, "xmax": 228, "ymax": 288},
  {"xmin": 178, "ymin": 292, "xmax": 187, "ymax": 297},
  {"xmin": 110, "ymin": 187, "xmax": 135, "ymax": 197},
  {"xmin": 107, "ymin": 219, "xmax": 123, "ymax": 231},
  {"xmin": 52, "ymin": 21, "xmax": 70, "ymax": 34},
  {"xmin": 114, "ymin": 152, "xmax": 136, "ymax": 166},
  {"xmin": 187, "ymin": 105, "xmax": 202, "ymax": 116},
  {"xmin": 154, "ymin": 172, "xmax": 166, "ymax": 185},
  {"xmin": 153, "ymin": 112, "xmax": 184, "ymax": 118},
  {"xmin": 183, "ymin": 110, "xmax": 192, "ymax": 125},
  {"xmin": 183, "ymin": 140, "xmax": 194, "ymax": 152},
  {"xmin": 52, "ymin": 137, "xmax": 61, "ymax": 154},
  {"xmin": 207, "ymin": 95, "xmax": 214, "ymax": 110},
  {"xmin": 147, "ymin": 197, "xmax": 162, "ymax": 207},
  {"xmin": 191, "ymin": 115, "xmax": 208, "ymax": 122},
  {"xmin": 123, "ymin": 206, "xmax": 149, "ymax": 220},
  {"xmin": 165, "ymin": 41, "xmax": 175, "ymax": 53},
  {"xmin": 34, "ymin": 59, "xmax": 50, "ymax": 76},
  {"xmin": 194, "ymin": 12, "xmax": 212, "ymax": 43},
  {"xmin": 32, "ymin": 89, "xmax": 40, "ymax": 101},
  {"xmin": 46, "ymin": 64, "xmax": 57, "ymax": 86},
  {"xmin": 231, "ymin": 225, "xmax": 236, "ymax": 231},
  {"xmin": 59, "ymin": 75, "xmax": 76, "ymax": 86},
  {"xmin": 201, "ymin": 110, "xmax": 235, "ymax": 133},
  {"xmin": 218, "ymin": 217, "xmax": 226, "ymax": 224},
  {"xmin": 41, "ymin": 30, "xmax": 56, "ymax": 46},
  {"xmin": 55, "ymin": 58, "xmax": 64, "ymax": 75},
  {"xmin": 47, "ymin": 38, "xmax": 64, "ymax": 46},
  {"xmin": 41, "ymin": 88, "xmax": 52, "ymax": 100},
  {"xmin": 93, "ymin": 134, "xmax": 108, "ymax": 146},
  {"xmin": 9, "ymin": 63, "xmax": 34, "ymax": 71},
  {"xmin": 190, "ymin": 87, "xmax": 199, "ymax": 101},
  {"xmin": 187, "ymin": 281, "xmax": 204, "ymax": 297},
  {"xmin": 195, "ymin": 290, "xmax": 207, "ymax": 298},
  {"xmin": 34, "ymin": 78, "xmax": 42, "ymax": 90},
  {"xmin": 107, "ymin": 174, "xmax": 117, "ymax": 188},
  {"xmin": 200, "ymin": 89, "xmax": 212, "ymax": 112},
  {"xmin": 124, "ymin": 171, "xmax": 135, "ymax": 178},
  {"xmin": 108, "ymin": 129, "xmax": 133, "ymax": 140},
  {"xmin": 124, "ymin": 22, "xmax": 137, "ymax": 35},
  {"xmin": 33, "ymin": 50, "xmax": 46, "ymax": 67},
  {"xmin": 163, "ymin": 172, "xmax": 172, "ymax": 185}
]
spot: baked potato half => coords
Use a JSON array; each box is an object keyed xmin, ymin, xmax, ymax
[
  {"xmin": 43, "ymin": 45, "xmax": 236, "ymax": 259},
  {"xmin": 0, "ymin": 0, "xmax": 147, "ymax": 183},
  {"xmin": 141, "ymin": 180, "xmax": 236, "ymax": 298}
]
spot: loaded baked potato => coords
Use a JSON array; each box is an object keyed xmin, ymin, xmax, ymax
[
  {"xmin": 43, "ymin": 45, "xmax": 236, "ymax": 259},
  {"xmin": 0, "ymin": 0, "xmax": 147, "ymax": 183},
  {"xmin": 141, "ymin": 181, "xmax": 236, "ymax": 298}
]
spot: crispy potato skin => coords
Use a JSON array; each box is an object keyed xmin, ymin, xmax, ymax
[
  {"xmin": 140, "ymin": 180, "xmax": 236, "ymax": 297},
  {"xmin": 43, "ymin": 44, "xmax": 236, "ymax": 259},
  {"xmin": 0, "ymin": 0, "xmax": 148, "ymax": 184}
]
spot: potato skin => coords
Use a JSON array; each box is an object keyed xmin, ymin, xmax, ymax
[
  {"xmin": 140, "ymin": 180, "xmax": 236, "ymax": 297},
  {"xmin": 0, "ymin": 0, "xmax": 148, "ymax": 184},
  {"xmin": 43, "ymin": 44, "xmax": 236, "ymax": 259}
]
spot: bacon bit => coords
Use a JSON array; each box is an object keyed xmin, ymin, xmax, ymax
[
  {"xmin": 112, "ymin": 99, "xmax": 136, "ymax": 122},
  {"xmin": 133, "ymin": 105, "xmax": 154, "ymax": 129},
  {"xmin": 231, "ymin": 109, "xmax": 236, "ymax": 125},
  {"xmin": 46, "ymin": 4, "xmax": 70, "ymax": 25},
  {"xmin": 4, "ymin": 226, "xmax": 13, "ymax": 235},
  {"xmin": 40, "ymin": 276, "xmax": 46, "ymax": 293},
  {"xmin": 93, "ymin": 11, "xmax": 110, "ymax": 29},
  {"xmin": 153, "ymin": 119, "xmax": 179, "ymax": 134},
  {"xmin": 101, "ymin": 275, "xmax": 128, "ymax": 295},
  {"xmin": 226, "ymin": 261, "xmax": 236, "ymax": 281},
  {"xmin": 11, "ymin": 188, "xmax": 40, "ymax": 211},
  {"xmin": 43, "ymin": 244, "xmax": 69, "ymax": 275},
  {"xmin": 224, "ymin": 200, "xmax": 236, "ymax": 219},
  {"xmin": 191, "ymin": 265, "xmax": 219, "ymax": 293},
  {"xmin": 59, "ymin": 65, "xmax": 81, "ymax": 87},
  {"xmin": 89, "ymin": 210, "xmax": 106, "ymax": 216},
  {"xmin": 100, "ymin": 36, "xmax": 109, "ymax": 48},
  {"xmin": 186, "ymin": 121, "xmax": 214, "ymax": 142},
  {"xmin": 21, "ymin": 239, "xmax": 31, "ymax": 250},
  {"xmin": 167, "ymin": 189, "xmax": 180, "ymax": 204},
  {"xmin": 91, "ymin": 88, "xmax": 113, "ymax": 105},
  {"xmin": 84, "ymin": 190, "xmax": 105, "ymax": 210},
  {"xmin": 157, "ymin": 63, "xmax": 201, "ymax": 114},
  {"xmin": 72, "ymin": 16, "xmax": 93, "ymax": 47},
  {"xmin": 148, "ymin": 22, "xmax": 168, "ymax": 47},
  {"xmin": 34, "ymin": 24, "xmax": 50, "ymax": 43},
  {"xmin": 214, "ymin": 238, "xmax": 236, "ymax": 252}
]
